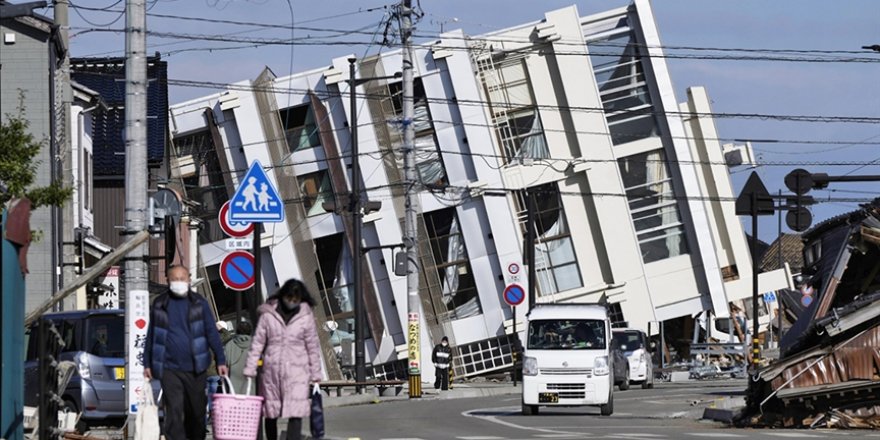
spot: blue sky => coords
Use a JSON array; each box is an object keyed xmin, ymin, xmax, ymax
[{"xmin": 60, "ymin": 0, "xmax": 880, "ymax": 242}]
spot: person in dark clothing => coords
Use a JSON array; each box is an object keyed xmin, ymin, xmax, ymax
[
  {"xmin": 432, "ymin": 336, "xmax": 452, "ymax": 391},
  {"xmin": 144, "ymin": 265, "xmax": 227, "ymax": 440}
]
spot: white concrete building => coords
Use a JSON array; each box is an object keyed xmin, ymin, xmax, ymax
[{"xmin": 168, "ymin": 0, "xmax": 781, "ymax": 381}]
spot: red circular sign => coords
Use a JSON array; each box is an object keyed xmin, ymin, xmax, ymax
[
  {"xmin": 504, "ymin": 284, "xmax": 525, "ymax": 307},
  {"xmin": 219, "ymin": 201, "xmax": 254, "ymax": 237},
  {"xmin": 220, "ymin": 251, "xmax": 255, "ymax": 291}
]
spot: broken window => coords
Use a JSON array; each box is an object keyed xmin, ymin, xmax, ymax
[
  {"xmin": 618, "ymin": 149, "xmax": 689, "ymax": 263},
  {"xmin": 297, "ymin": 170, "xmax": 333, "ymax": 217},
  {"xmin": 424, "ymin": 207, "xmax": 481, "ymax": 320},
  {"xmin": 388, "ymin": 79, "xmax": 447, "ymax": 186},
  {"xmin": 608, "ymin": 302, "xmax": 626, "ymax": 328},
  {"xmin": 481, "ymin": 57, "xmax": 549, "ymax": 163},
  {"xmin": 280, "ymin": 104, "xmax": 320, "ymax": 152},
  {"xmin": 587, "ymin": 21, "xmax": 659, "ymax": 145},
  {"xmin": 528, "ymin": 183, "xmax": 583, "ymax": 295},
  {"xmin": 314, "ymin": 233, "xmax": 355, "ymax": 349}
]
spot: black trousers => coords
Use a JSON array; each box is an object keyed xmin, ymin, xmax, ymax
[
  {"xmin": 265, "ymin": 417, "xmax": 302, "ymax": 440},
  {"xmin": 434, "ymin": 367, "xmax": 449, "ymax": 390},
  {"xmin": 161, "ymin": 370, "xmax": 208, "ymax": 440}
]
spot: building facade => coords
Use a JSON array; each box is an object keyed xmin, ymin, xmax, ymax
[{"xmin": 168, "ymin": 1, "xmax": 777, "ymax": 381}]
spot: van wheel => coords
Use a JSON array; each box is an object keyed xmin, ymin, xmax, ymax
[
  {"xmin": 522, "ymin": 402, "xmax": 538, "ymax": 415},
  {"xmin": 642, "ymin": 379, "xmax": 654, "ymax": 389},
  {"xmin": 618, "ymin": 377, "xmax": 630, "ymax": 391},
  {"xmin": 600, "ymin": 393, "xmax": 613, "ymax": 416}
]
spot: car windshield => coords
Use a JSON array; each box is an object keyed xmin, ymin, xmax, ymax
[
  {"xmin": 612, "ymin": 331, "xmax": 644, "ymax": 352},
  {"xmin": 528, "ymin": 319, "xmax": 606, "ymax": 350},
  {"xmin": 86, "ymin": 315, "xmax": 125, "ymax": 357}
]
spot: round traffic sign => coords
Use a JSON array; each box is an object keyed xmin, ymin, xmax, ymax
[
  {"xmin": 785, "ymin": 169, "xmax": 813, "ymax": 196},
  {"xmin": 220, "ymin": 251, "xmax": 255, "ymax": 291},
  {"xmin": 504, "ymin": 284, "xmax": 525, "ymax": 307},
  {"xmin": 219, "ymin": 201, "xmax": 254, "ymax": 238},
  {"xmin": 507, "ymin": 263, "xmax": 521, "ymax": 275}
]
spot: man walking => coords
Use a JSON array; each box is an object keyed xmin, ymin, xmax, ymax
[
  {"xmin": 432, "ymin": 336, "xmax": 452, "ymax": 391},
  {"xmin": 144, "ymin": 265, "xmax": 227, "ymax": 440}
]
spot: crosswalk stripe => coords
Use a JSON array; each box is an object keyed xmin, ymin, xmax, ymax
[
  {"xmin": 765, "ymin": 434, "xmax": 824, "ymax": 438},
  {"xmin": 687, "ymin": 434, "xmax": 745, "ymax": 438},
  {"xmin": 457, "ymin": 437, "xmax": 505, "ymax": 440}
]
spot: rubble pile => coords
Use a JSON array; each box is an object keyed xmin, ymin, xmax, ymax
[{"xmin": 743, "ymin": 200, "xmax": 880, "ymax": 429}]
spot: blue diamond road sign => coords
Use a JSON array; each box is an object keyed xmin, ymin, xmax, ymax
[{"xmin": 229, "ymin": 160, "xmax": 284, "ymax": 223}]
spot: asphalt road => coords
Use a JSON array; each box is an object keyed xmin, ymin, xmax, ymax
[{"xmin": 320, "ymin": 381, "xmax": 880, "ymax": 440}]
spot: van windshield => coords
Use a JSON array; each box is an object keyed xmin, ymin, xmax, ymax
[
  {"xmin": 528, "ymin": 319, "xmax": 606, "ymax": 350},
  {"xmin": 86, "ymin": 315, "xmax": 125, "ymax": 357}
]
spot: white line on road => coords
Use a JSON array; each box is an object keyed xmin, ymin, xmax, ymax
[
  {"xmin": 461, "ymin": 406, "xmax": 585, "ymax": 437},
  {"xmin": 533, "ymin": 435, "xmax": 582, "ymax": 438},
  {"xmin": 456, "ymin": 437, "xmax": 506, "ymax": 440},
  {"xmin": 687, "ymin": 434, "xmax": 745, "ymax": 438},
  {"xmin": 765, "ymin": 434, "xmax": 825, "ymax": 438}
]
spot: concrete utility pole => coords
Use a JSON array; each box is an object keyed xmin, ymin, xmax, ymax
[
  {"xmin": 123, "ymin": 0, "xmax": 149, "ymax": 434},
  {"xmin": 55, "ymin": 0, "xmax": 77, "ymax": 308},
  {"xmin": 348, "ymin": 58, "xmax": 368, "ymax": 391},
  {"xmin": 401, "ymin": 0, "xmax": 422, "ymax": 398}
]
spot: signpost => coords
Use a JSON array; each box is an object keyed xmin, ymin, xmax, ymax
[
  {"xmin": 127, "ymin": 289, "xmax": 150, "ymax": 414},
  {"xmin": 226, "ymin": 161, "xmax": 285, "ymax": 326},
  {"xmin": 735, "ymin": 172, "xmax": 774, "ymax": 372},
  {"xmin": 504, "ymin": 283, "xmax": 525, "ymax": 386}
]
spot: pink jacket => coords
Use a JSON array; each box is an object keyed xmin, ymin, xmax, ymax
[{"xmin": 243, "ymin": 300, "xmax": 323, "ymax": 419}]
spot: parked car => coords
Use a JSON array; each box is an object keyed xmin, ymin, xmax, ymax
[
  {"xmin": 609, "ymin": 333, "xmax": 630, "ymax": 391},
  {"xmin": 24, "ymin": 309, "xmax": 160, "ymax": 430},
  {"xmin": 612, "ymin": 328, "xmax": 654, "ymax": 389}
]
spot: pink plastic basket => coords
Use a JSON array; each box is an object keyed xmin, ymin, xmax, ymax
[{"xmin": 211, "ymin": 377, "xmax": 264, "ymax": 440}]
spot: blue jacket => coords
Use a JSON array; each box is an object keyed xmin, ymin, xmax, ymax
[{"xmin": 144, "ymin": 291, "xmax": 226, "ymax": 380}]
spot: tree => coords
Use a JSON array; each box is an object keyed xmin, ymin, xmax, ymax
[{"xmin": 0, "ymin": 93, "xmax": 72, "ymax": 208}]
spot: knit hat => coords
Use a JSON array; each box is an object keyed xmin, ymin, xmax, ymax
[{"xmin": 441, "ymin": 336, "xmax": 449, "ymax": 343}]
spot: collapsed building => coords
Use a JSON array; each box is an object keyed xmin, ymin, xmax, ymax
[
  {"xmin": 749, "ymin": 200, "xmax": 880, "ymax": 428},
  {"xmin": 167, "ymin": 0, "xmax": 791, "ymax": 382}
]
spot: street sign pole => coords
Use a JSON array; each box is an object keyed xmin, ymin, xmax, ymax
[
  {"xmin": 750, "ymin": 192, "xmax": 760, "ymax": 371},
  {"xmin": 251, "ymin": 223, "xmax": 262, "ymax": 329},
  {"xmin": 512, "ymin": 306, "xmax": 517, "ymax": 387}
]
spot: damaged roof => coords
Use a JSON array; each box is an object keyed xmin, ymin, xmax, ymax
[{"xmin": 760, "ymin": 233, "xmax": 805, "ymax": 273}]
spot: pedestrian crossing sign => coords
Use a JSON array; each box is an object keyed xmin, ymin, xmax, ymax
[{"xmin": 229, "ymin": 160, "xmax": 285, "ymax": 223}]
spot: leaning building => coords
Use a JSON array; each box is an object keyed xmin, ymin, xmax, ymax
[{"xmin": 168, "ymin": 0, "xmax": 787, "ymax": 381}]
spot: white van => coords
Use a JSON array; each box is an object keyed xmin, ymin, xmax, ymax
[{"xmin": 521, "ymin": 304, "xmax": 613, "ymax": 416}]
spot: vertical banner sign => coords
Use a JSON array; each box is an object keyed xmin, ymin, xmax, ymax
[
  {"xmin": 407, "ymin": 312, "xmax": 420, "ymax": 374},
  {"xmin": 98, "ymin": 267, "xmax": 120, "ymax": 309},
  {"xmin": 127, "ymin": 290, "xmax": 150, "ymax": 414}
]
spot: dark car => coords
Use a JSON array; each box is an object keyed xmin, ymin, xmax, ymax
[
  {"xmin": 24, "ymin": 309, "xmax": 161, "ymax": 430},
  {"xmin": 609, "ymin": 334, "xmax": 630, "ymax": 391}
]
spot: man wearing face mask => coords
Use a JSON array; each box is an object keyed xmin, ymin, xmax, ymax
[
  {"xmin": 432, "ymin": 336, "xmax": 452, "ymax": 391},
  {"xmin": 144, "ymin": 265, "xmax": 227, "ymax": 440}
]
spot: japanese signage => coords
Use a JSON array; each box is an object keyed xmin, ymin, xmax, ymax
[
  {"xmin": 97, "ymin": 267, "xmax": 120, "ymax": 309},
  {"xmin": 127, "ymin": 289, "xmax": 150, "ymax": 414},
  {"xmin": 408, "ymin": 312, "xmax": 420, "ymax": 374}
]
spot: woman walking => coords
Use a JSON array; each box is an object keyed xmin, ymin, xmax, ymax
[{"xmin": 243, "ymin": 279, "xmax": 323, "ymax": 440}]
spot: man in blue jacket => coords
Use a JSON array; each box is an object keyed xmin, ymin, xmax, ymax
[{"xmin": 144, "ymin": 265, "xmax": 227, "ymax": 440}]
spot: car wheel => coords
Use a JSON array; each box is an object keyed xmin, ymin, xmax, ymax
[
  {"xmin": 62, "ymin": 399, "xmax": 89, "ymax": 434},
  {"xmin": 600, "ymin": 392, "xmax": 613, "ymax": 416},
  {"xmin": 522, "ymin": 402, "xmax": 539, "ymax": 416},
  {"xmin": 618, "ymin": 364, "xmax": 630, "ymax": 391},
  {"xmin": 643, "ymin": 368, "xmax": 654, "ymax": 389}
]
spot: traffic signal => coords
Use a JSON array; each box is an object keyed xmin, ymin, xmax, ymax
[{"xmin": 784, "ymin": 169, "xmax": 817, "ymax": 232}]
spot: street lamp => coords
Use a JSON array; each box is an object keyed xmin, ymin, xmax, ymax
[{"xmin": 323, "ymin": 58, "xmax": 400, "ymax": 391}]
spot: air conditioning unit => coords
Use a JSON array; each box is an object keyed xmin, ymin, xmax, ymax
[
  {"xmin": 722, "ymin": 142, "xmax": 756, "ymax": 168},
  {"xmin": 171, "ymin": 154, "xmax": 197, "ymax": 178}
]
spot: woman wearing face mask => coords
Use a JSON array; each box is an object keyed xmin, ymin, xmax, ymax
[{"xmin": 243, "ymin": 279, "xmax": 322, "ymax": 440}]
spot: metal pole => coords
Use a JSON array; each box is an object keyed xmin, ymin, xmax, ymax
[
  {"xmin": 750, "ymin": 192, "xmax": 760, "ymax": 370},
  {"xmin": 349, "ymin": 58, "xmax": 367, "ymax": 391},
  {"xmin": 252, "ymin": 223, "xmax": 262, "ymax": 326},
  {"xmin": 56, "ymin": 0, "xmax": 76, "ymax": 304},
  {"xmin": 402, "ymin": 0, "xmax": 422, "ymax": 398},
  {"xmin": 776, "ymin": 189, "xmax": 783, "ymax": 346},
  {"xmin": 123, "ymin": 0, "xmax": 149, "ymax": 434},
  {"xmin": 526, "ymin": 189, "xmax": 536, "ymax": 310},
  {"xmin": 37, "ymin": 320, "xmax": 47, "ymax": 440},
  {"xmin": 512, "ymin": 306, "xmax": 517, "ymax": 387}
]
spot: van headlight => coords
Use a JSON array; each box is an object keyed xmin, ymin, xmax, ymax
[
  {"xmin": 76, "ymin": 353, "xmax": 91, "ymax": 380},
  {"xmin": 594, "ymin": 356, "xmax": 609, "ymax": 376},
  {"xmin": 523, "ymin": 356, "xmax": 538, "ymax": 376}
]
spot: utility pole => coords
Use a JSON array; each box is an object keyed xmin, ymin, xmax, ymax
[
  {"xmin": 401, "ymin": 0, "xmax": 422, "ymax": 399},
  {"xmin": 348, "ymin": 58, "xmax": 367, "ymax": 391},
  {"xmin": 123, "ymin": 0, "xmax": 149, "ymax": 435},
  {"xmin": 55, "ymin": 0, "xmax": 76, "ymax": 308}
]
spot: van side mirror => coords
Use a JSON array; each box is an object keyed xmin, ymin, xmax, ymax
[
  {"xmin": 649, "ymin": 341, "xmax": 657, "ymax": 351},
  {"xmin": 620, "ymin": 344, "xmax": 628, "ymax": 351}
]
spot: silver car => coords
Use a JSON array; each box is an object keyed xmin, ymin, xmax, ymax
[{"xmin": 24, "ymin": 309, "xmax": 161, "ymax": 430}]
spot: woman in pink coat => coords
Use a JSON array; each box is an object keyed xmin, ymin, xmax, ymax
[{"xmin": 244, "ymin": 279, "xmax": 322, "ymax": 440}]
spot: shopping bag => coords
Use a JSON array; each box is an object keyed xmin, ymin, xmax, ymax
[
  {"xmin": 309, "ymin": 383, "xmax": 325, "ymax": 439},
  {"xmin": 135, "ymin": 380, "xmax": 161, "ymax": 440}
]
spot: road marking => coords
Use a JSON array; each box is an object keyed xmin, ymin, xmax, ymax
[
  {"xmin": 534, "ymin": 435, "xmax": 581, "ymax": 438},
  {"xmin": 687, "ymin": 434, "xmax": 744, "ymax": 438},
  {"xmin": 457, "ymin": 437, "xmax": 505, "ymax": 440},
  {"xmin": 765, "ymin": 434, "xmax": 824, "ymax": 438},
  {"xmin": 462, "ymin": 406, "xmax": 585, "ymax": 436}
]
